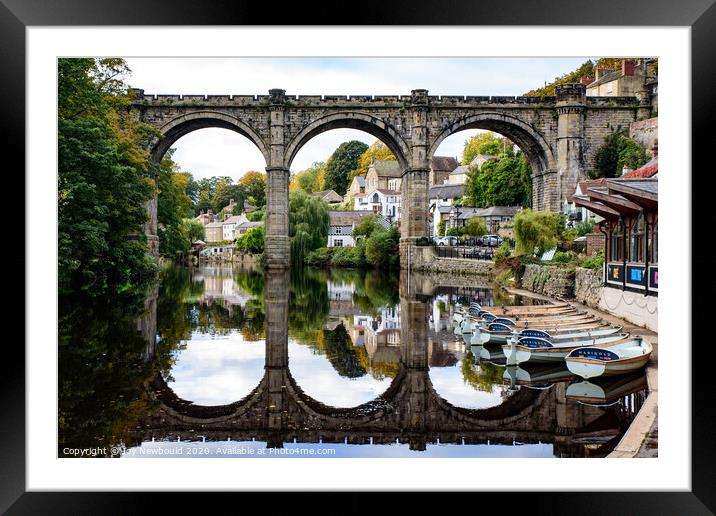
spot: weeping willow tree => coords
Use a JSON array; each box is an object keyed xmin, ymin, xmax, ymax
[{"xmin": 289, "ymin": 190, "xmax": 330, "ymax": 266}]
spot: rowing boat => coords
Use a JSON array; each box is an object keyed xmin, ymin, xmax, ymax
[
  {"xmin": 564, "ymin": 337, "xmax": 652, "ymax": 378},
  {"xmin": 469, "ymin": 321, "xmax": 618, "ymax": 346},
  {"xmin": 502, "ymin": 333, "xmax": 635, "ymax": 365},
  {"xmin": 467, "ymin": 318, "xmax": 607, "ymax": 343}
]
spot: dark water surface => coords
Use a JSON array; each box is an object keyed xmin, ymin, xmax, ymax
[{"xmin": 58, "ymin": 264, "xmax": 647, "ymax": 458}]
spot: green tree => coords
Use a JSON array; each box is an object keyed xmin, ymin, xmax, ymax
[
  {"xmin": 437, "ymin": 219, "xmax": 447, "ymax": 236},
  {"xmin": 464, "ymin": 217, "xmax": 488, "ymax": 237},
  {"xmin": 462, "ymin": 132, "xmax": 506, "ymax": 164},
  {"xmin": 58, "ymin": 58, "xmax": 157, "ymax": 295},
  {"xmin": 180, "ymin": 218, "xmax": 205, "ymax": 243},
  {"xmin": 593, "ymin": 129, "xmax": 648, "ymax": 179},
  {"xmin": 289, "ymin": 190, "xmax": 330, "ymax": 266},
  {"xmin": 513, "ymin": 209, "xmax": 562, "ymax": 256},
  {"xmin": 324, "ymin": 141, "xmax": 369, "ymax": 195},
  {"xmin": 464, "ymin": 151, "xmax": 532, "ymax": 208},
  {"xmin": 235, "ymin": 225, "xmax": 265, "ymax": 254},
  {"xmin": 157, "ymin": 151, "xmax": 196, "ymax": 260}
]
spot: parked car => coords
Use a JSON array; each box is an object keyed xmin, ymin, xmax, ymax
[
  {"xmin": 479, "ymin": 234, "xmax": 503, "ymax": 247},
  {"xmin": 433, "ymin": 236, "xmax": 458, "ymax": 246}
]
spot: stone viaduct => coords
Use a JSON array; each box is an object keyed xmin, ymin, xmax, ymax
[
  {"xmin": 130, "ymin": 85, "xmax": 649, "ymax": 267},
  {"xmin": 135, "ymin": 269, "xmax": 622, "ymax": 455}
]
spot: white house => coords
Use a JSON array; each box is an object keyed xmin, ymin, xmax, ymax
[
  {"xmin": 222, "ymin": 214, "xmax": 249, "ymax": 240},
  {"xmin": 448, "ymin": 165, "xmax": 469, "ymax": 185},
  {"xmin": 354, "ymin": 189, "xmax": 401, "ymax": 222},
  {"xmin": 327, "ymin": 210, "xmax": 377, "ymax": 248}
]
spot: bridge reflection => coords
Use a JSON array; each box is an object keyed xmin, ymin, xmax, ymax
[{"xmin": 135, "ymin": 269, "xmax": 646, "ymax": 457}]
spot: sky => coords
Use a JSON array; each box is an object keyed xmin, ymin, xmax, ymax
[{"xmin": 124, "ymin": 57, "xmax": 595, "ymax": 181}]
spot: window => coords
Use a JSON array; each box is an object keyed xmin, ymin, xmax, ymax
[
  {"xmin": 606, "ymin": 82, "xmax": 614, "ymax": 94},
  {"xmin": 610, "ymin": 220, "xmax": 624, "ymax": 261},
  {"xmin": 629, "ymin": 213, "xmax": 645, "ymax": 262},
  {"xmin": 372, "ymin": 193, "xmax": 380, "ymax": 203},
  {"xmin": 334, "ymin": 239, "xmax": 343, "ymax": 247},
  {"xmin": 651, "ymin": 222, "xmax": 658, "ymax": 263}
]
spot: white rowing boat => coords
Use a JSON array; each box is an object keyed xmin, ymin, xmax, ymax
[
  {"xmin": 470, "ymin": 320, "xmax": 611, "ymax": 345},
  {"xmin": 502, "ymin": 333, "xmax": 635, "ymax": 365},
  {"xmin": 564, "ymin": 338, "xmax": 653, "ymax": 378}
]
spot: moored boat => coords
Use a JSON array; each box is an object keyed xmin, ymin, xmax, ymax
[
  {"xmin": 470, "ymin": 319, "xmax": 610, "ymax": 345},
  {"xmin": 564, "ymin": 338, "xmax": 653, "ymax": 378},
  {"xmin": 502, "ymin": 333, "xmax": 635, "ymax": 365}
]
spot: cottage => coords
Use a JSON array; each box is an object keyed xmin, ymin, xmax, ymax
[
  {"xmin": 448, "ymin": 165, "xmax": 469, "ymax": 185},
  {"xmin": 469, "ymin": 153, "xmax": 498, "ymax": 170},
  {"xmin": 327, "ymin": 210, "xmax": 387, "ymax": 248},
  {"xmin": 445, "ymin": 204, "xmax": 521, "ymax": 234},
  {"xmin": 429, "ymin": 156, "xmax": 460, "ymax": 186},
  {"xmin": 311, "ymin": 189, "xmax": 344, "ymax": 204},
  {"xmin": 235, "ymin": 220, "xmax": 262, "ymax": 237},
  {"xmin": 346, "ymin": 175, "xmax": 366, "ymax": 198},
  {"xmin": 586, "ymin": 59, "xmax": 656, "ymax": 98}
]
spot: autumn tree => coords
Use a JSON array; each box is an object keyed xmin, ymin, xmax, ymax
[
  {"xmin": 239, "ymin": 170, "xmax": 267, "ymax": 207},
  {"xmin": 348, "ymin": 140, "xmax": 396, "ymax": 183}
]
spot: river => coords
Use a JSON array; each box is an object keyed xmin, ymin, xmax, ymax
[{"xmin": 58, "ymin": 264, "xmax": 647, "ymax": 458}]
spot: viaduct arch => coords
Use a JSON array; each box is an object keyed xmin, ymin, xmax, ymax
[{"xmin": 130, "ymin": 85, "xmax": 650, "ymax": 267}]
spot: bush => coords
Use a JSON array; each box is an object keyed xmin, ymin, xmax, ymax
[
  {"xmin": 580, "ymin": 251, "xmax": 605, "ymax": 270},
  {"xmin": 365, "ymin": 227, "xmax": 400, "ymax": 268},
  {"xmin": 494, "ymin": 242, "xmax": 512, "ymax": 264},
  {"xmin": 437, "ymin": 219, "xmax": 446, "ymax": 236},
  {"xmin": 235, "ymin": 225, "xmax": 264, "ymax": 254},
  {"xmin": 305, "ymin": 247, "xmax": 333, "ymax": 267},
  {"xmin": 593, "ymin": 129, "xmax": 648, "ymax": 178},
  {"xmin": 575, "ymin": 220, "xmax": 595, "ymax": 236},
  {"xmin": 415, "ymin": 236, "xmax": 432, "ymax": 246},
  {"xmin": 551, "ymin": 251, "xmax": 578, "ymax": 264},
  {"xmin": 562, "ymin": 227, "xmax": 579, "ymax": 241},
  {"xmin": 330, "ymin": 245, "xmax": 365, "ymax": 268}
]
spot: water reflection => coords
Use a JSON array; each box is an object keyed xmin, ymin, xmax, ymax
[{"xmin": 58, "ymin": 264, "xmax": 649, "ymax": 458}]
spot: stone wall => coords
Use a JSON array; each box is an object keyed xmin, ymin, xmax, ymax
[
  {"xmin": 585, "ymin": 232, "xmax": 605, "ymax": 256},
  {"xmin": 407, "ymin": 245, "xmax": 493, "ymax": 276},
  {"xmin": 629, "ymin": 117, "xmax": 658, "ymax": 156},
  {"xmin": 521, "ymin": 264, "xmax": 575, "ymax": 299},
  {"xmin": 574, "ymin": 267, "xmax": 603, "ymax": 308}
]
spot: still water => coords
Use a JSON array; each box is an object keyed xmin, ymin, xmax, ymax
[{"xmin": 58, "ymin": 264, "xmax": 647, "ymax": 458}]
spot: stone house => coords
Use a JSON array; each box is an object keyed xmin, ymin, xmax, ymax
[
  {"xmin": 446, "ymin": 205, "xmax": 521, "ymax": 233},
  {"xmin": 365, "ymin": 159, "xmax": 402, "ymax": 192},
  {"xmin": 469, "ymin": 153, "xmax": 498, "ymax": 171},
  {"xmin": 204, "ymin": 221, "xmax": 224, "ymax": 243},
  {"xmin": 346, "ymin": 175, "xmax": 366, "ymax": 198},
  {"xmin": 429, "ymin": 156, "xmax": 460, "ymax": 186},
  {"xmin": 448, "ymin": 165, "xmax": 469, "ymax": 185},
  {"xmin": 195, "ymin": 208, "xmax": 216, "ymax": 226},
  {"xmin": 586, "ymin": 59, "xmax": 653, "ymax": 97},
  {"xmin": 354, "ymin": 189, "xmax": 401, "ymax": 223},
  {"xmin": 311, "ymin": 189, "xmax": 344, "ymax": 204}
]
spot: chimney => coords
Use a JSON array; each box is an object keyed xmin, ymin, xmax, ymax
[
  {"xmin": 580, "ymin": 76, "xmax": 593, "ymax": 85},
  {"xmin": 595, "ymin": 67, "xmax": 605, "ymax": 80},
  {"xmin": 621, "ymin": 166, "xmax": 633, "ymax": 176},
  {"xmin": 622, "ymin": 60, "xmax": 635, "ymax": 77}
]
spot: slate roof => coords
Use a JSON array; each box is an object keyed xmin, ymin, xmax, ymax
[
  {"xmin": 587, "ymin": 70, "xmax": 622, "ymax": 89},
  {"xmin": 428, "ymin": 184, "xmax": 465, "ymax": 199},
  {"xmin": 370, "ymin": 160, "xmax": 401, "ymax": 178},
  {"xmin": 450, "ymin": 165, "xmax": 470, "ymax": 176},
  {"xmin": 431, "ymin": 156, "xmax": 459, "ymax": 172}
]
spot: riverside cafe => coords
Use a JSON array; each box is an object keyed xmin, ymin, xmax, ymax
[{"xmin": 572, "ymin": 177, "xmax": 658, "ymax": 297}]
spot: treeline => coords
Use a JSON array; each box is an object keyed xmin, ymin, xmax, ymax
[
  {"xmin": 461, "ymin": 133, "xmax": 532, "ymax": 209},
  {"xmin": 58, "ymin": 58, "xmax": 157, "ymax": 296}
]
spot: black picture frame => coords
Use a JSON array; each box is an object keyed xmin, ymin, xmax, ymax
[{"xmin": 4, "ymin": 0, "xmax": 711, "ymax": 512}]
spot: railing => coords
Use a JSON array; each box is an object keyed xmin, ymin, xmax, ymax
[{"xmin": 434, "ymin": 246, "xmax": 495, "ymax": 260}]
